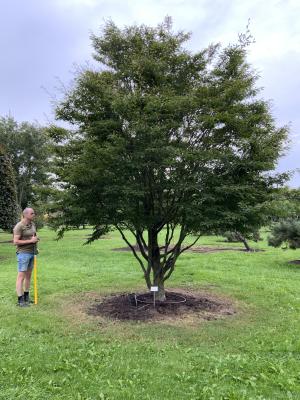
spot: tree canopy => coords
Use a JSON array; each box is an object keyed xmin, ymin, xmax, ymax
[
  {"xmin": 265, "ymin": 187, "xmax": 300, "ymax": 221},
  {"xmin": 50, "ymin": 19, "xmax": 288, "ymax": 300},
  {"xmin": 0, "ymin": 116, "xmax": 50, "ymax": 212}
]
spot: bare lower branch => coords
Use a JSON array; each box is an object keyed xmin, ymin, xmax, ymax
[
  {"xmin": 121, "ymin": 224, "xmax": 149, "ymax": 261},
  {"xmin": 136, "ymin": 230, "xmax": 149, "ymax": 261},
  {"xmin": 116, "ymin": 225, "xmax": 147, "ymax": 275},
  {"xmin": 179, "ymin": 234, "xmax": 201, "ymax": 254},
  {"xmin": 163, "ymin": 262, "xmax": 175, "ymax": 282},
  {"xmin": 161, "ymin": 223, "xmax": 176, "ymax": 260},
  {"xmin": 156, "ymin": 227, "xmax": 185, "ymax": 283},
  {"xmin": 160, "ymin": 226, "xmax": 188, "ymax": 282},
  {"xmin": 138, "ymin": 230, "xmax": 148, "ymax": 251}
]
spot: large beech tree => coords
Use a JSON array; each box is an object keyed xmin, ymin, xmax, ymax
[{"xmin": 51, "ymin": 19, "xmax": 288, "ymax": 300}]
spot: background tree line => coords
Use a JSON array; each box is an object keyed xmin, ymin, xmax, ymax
[{"xmin": 0, "ymin": 116, "xmax": 51, "ymax": 229}]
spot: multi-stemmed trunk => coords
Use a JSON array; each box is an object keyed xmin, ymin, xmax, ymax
[
  {"xmin": 117, "ymin": 224, "xmax": 201, "ymax": 302},
  {"xmin": 148, "ymin": 228, "xmax": 166, "ymax": 301}
]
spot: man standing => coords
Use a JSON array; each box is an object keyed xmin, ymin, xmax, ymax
[{"xmin": 13, "ymin": 208, "xmax": 39, "ymax": 307}]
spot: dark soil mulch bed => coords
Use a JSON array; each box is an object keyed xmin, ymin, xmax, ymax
[
  {"xmin": 189, "ymin": 246, "xmax": 263, "ymax": 253},
  {"xmin": 288, "ymin": 260, "xmax": 300, "ymax": 265},
  {"xmin": 112, "ymin": 245, "xmax": 262, "ymax": 253},
  {"xmin": 87, "ymin": 290, "xmax": 235, "ymax": 322}
]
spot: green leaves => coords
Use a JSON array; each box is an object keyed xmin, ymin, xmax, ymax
[
  {"xmin": 0, "ymin": 116, "xmax": 51, "ymax": 212},
  {"xmin": 0, "ymin": 147, "xmax": 18, "ymax": 230},
  {"xmin": 51, "ymin": 19, "xmax": 288, "ymax": 289},
  {"xmin": 269, "ymin": 220, "xmax": 300, "ymax": 250}
]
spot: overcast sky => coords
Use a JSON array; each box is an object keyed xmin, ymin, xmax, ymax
[{"xmin": 0, "ymin": 0, "xmax": 299, "ymax": 186}]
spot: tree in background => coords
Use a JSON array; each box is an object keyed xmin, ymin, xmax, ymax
[
  {"xmin": 222, "ymin": 230, "xmax": 261, "ymax": 252},
  {"xmin": 266, "ymin": 187, "xmax": 300, "ymax": 221},
  {"xmin": 268, "ymin": 188, "xmax": 300, "ymax": 261},
  {"xmin": 50, "ymin": 18, "xmax": 288, "ymax": 300},
  {"xmin": 0, "ymin": 116, "xmax": 51, "ymax": 223},
  {"xmin": 0, "ymin": 146, "xmax": 18, "ymax": 230},
  {"xmin": 268, "ymin": 220, "xmax": 300, "ymax": 263}
]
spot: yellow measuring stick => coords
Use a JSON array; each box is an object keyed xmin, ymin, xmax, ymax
[{"xmin": 33, "ymin": 254, "xmax": 38, "ymax": 305}]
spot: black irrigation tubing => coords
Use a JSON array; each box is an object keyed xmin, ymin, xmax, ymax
[
  {"xmin": 127, "ymin": 294, "xmax": 151, "ymax": 311},
  {"xmin": 135, "ymin": 292, "xmax": 187, "ymax": 305}
]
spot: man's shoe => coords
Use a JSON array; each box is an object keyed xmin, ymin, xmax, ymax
[
  {"xmin": 24, "ymin": 293, "xmax": 34, "ymax": 304},
  {"xmin": 17, "ymin": 295, "xmax": 30, "ymax": 307},
  {"xmin": 17, "ymin": 301, "xmax": 29, "ymax": 307}
]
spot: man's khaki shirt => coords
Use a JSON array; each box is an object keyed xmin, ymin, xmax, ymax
[{"xmin": 13, "ymin": 221, "xmax": 36, "ymax": 253}]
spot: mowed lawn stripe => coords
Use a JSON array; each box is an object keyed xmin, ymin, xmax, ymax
[{"xmin": 0, "ymin": 228, "xmax": 300, "ymax": 399}]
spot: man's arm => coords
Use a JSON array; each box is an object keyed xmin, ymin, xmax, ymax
[{"xmin": 13, "ymin": 234, "xmax": 38, "ymax": 245}]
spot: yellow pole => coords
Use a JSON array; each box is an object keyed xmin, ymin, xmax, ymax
[{"xmin": 33, "ymin": 255, "xmax": 38, "ymax": 305}]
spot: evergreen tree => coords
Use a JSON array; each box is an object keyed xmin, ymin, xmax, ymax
[
  {"xmin": 269, "ymin": 220, "xmax": 300, "ymax": 250},
  {"xmin": 0, "ymin": 146, "xmax": 18, "ymax": 230}
]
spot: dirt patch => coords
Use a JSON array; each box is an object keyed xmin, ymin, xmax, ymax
[
  {"xmin": 59, "ymin": 291, "xmax": 103, "ymax": 327},
  {"xmin": 288, "ymin": 260, "xmax": 300, "ymax": 265},
  {"xmin": 190, "ymin": 246, "xmax": 244, "ymax": 253},
  {"xmin": 87, "ymin": 289, "xmax": 235, "ymax": 322},
  {"xmin": 80, "ymin": 236, "xmax": 112, "ymax": 241},
  {"xmin": 112, "ymin": 245, "xmax": 262, "ymax": 254}
]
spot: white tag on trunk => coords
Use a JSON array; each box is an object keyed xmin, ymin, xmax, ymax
[{"xmin": 150, "ymin": 286, "xmax": 159, "ymax": 292}]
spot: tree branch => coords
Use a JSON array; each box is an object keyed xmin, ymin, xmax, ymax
[
  {"xmin": 160, "ymin": 226, "xmax": 187, "ymax": 282},
  {"xmin": 179, "ymin": 234, "xmax": 201, "ymax": 254},
  {"xmin": 136, "ymin": 229, "xmax": 149, "ymax": 261},
  {"xmin": 116, "ymin": 225, "xmax": 148, "ymax": 278},
  {"xmin": 161, "ymin": 223, "xmax": 176, "ymax": 261},
  {"xmin": 154, "ymin": 226, "xmax": 187, "ymax": 283}
]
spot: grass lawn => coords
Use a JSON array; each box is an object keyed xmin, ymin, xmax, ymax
[{"xmin": 0, "ymin": 227, "xmax": 300, "ymax": 400}]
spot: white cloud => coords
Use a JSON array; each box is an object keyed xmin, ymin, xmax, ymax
[
  {"xmin": 52, "ymin": 0, "xmax": 99, "ymax": 7},
  {"xmin": 1, "ymin": 0, "xmax": 299, "ymax": 184}
]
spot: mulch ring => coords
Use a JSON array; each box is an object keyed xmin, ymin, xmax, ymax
[
  {"xmin": 112, "ymin": 245, "xmax": 261, "ymax": 253},
  {"xmin": 87, "ymin": 289, "xmax": 236, "ymax": 322}
]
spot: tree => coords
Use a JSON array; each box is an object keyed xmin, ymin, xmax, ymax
[
  {"xmin": 222, "ymin": 230, "xmax": 261, "ymax": 252},
  {"xmin": 51, "ymin": 18, "xmax": 288, "ymax": 300},
  {"xmin": 265, "ymin": 187, "xmax": 300, "ymax": 221},
  {"xmin": 0, "ymin": 146, "xmax": 18, "ymax": 230},
  {"xmin": 268, "ymin": 220, "xmax": 300, "ymax": 262},
  {"xmin": 0, "ymin": 116, "xmax": 50, "ymax": 211}
]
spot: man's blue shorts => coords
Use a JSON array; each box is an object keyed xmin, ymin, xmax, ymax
[{"xmin": 17, "ymin": 253, "xmax": 34, "ymax": 272}]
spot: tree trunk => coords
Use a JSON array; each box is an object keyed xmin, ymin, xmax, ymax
[
  {"xmin": 148, "ymin": 228, "xmax": 166, "ymax": 301},
  {"xmin": 236, "ymin": 232, "xmax": 253, "ymax": 252},
  {"xmin": 154, "ymin": 279, "xmax": 166, "ymax": 302}
]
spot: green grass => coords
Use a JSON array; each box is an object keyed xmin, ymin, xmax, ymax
[{"xmin": 0, "ymin": 227, "xmax": 300, "ymax": 400}]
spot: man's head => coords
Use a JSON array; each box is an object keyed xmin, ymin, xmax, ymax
[{"xmin": 22, "ymin": 208, "xmax": 35, "ymax": 221}]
